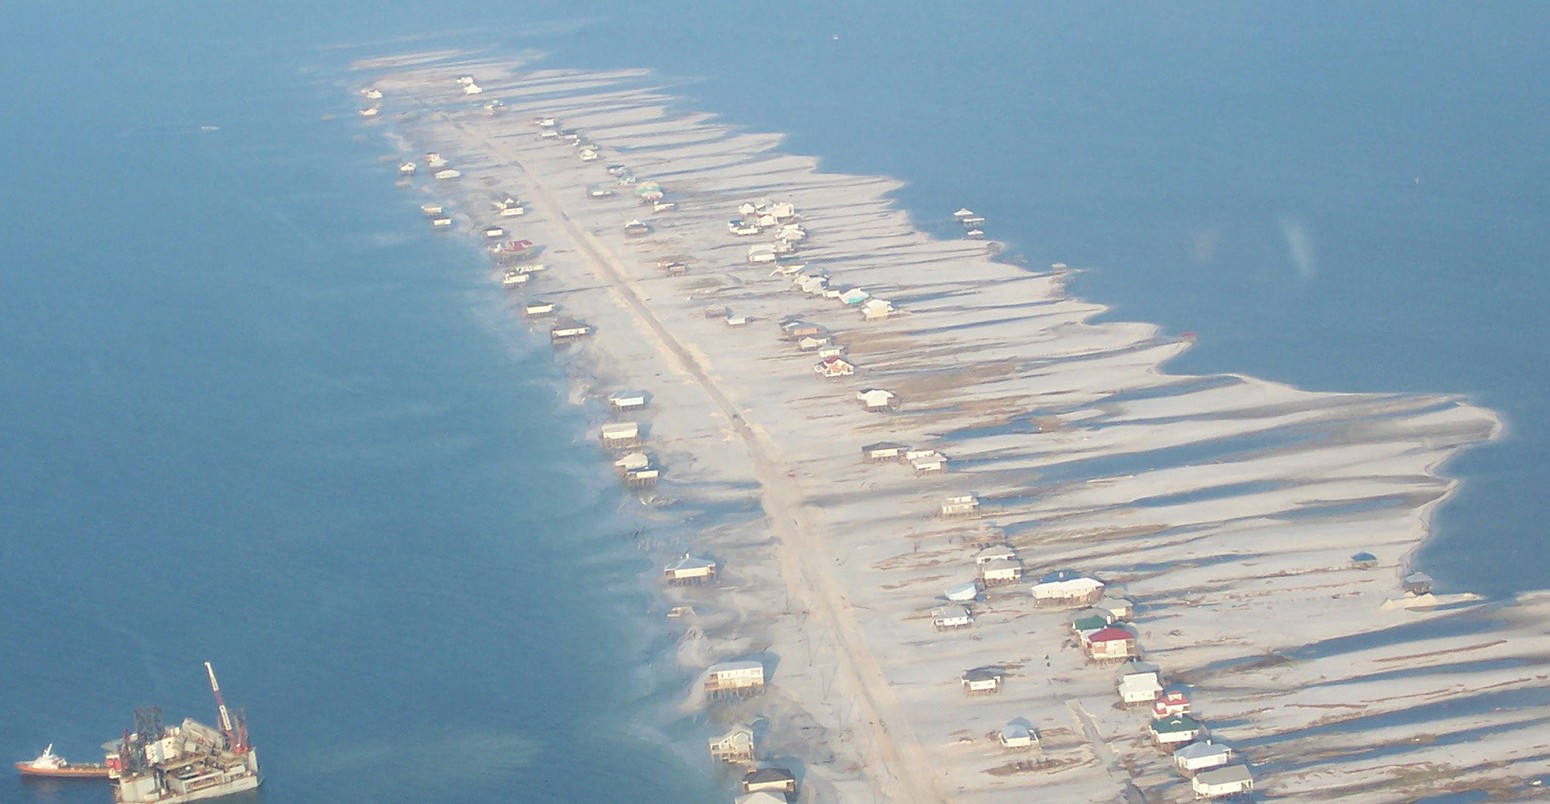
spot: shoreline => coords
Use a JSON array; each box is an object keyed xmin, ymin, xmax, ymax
[{"xmin": 349, "ymin": 52, "xmax": 1548, "ymax": 802}]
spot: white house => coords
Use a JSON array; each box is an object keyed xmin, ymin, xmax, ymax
[
  {"xmin": 931, "ymin": 604, "xmax": 972, "ymax": 630},
  {"xmin": 861, "ymin": 442, "xmax": 908, "ymax": 462},
  {"xmin": 608, "ymin": 390, "xmax": 648, "ymax": 412},
  {"xmin": 1032, "ymin": 570, "xmax": 1106, "ymax": 608},
  {"xmin": 599, "ymin": 421, "xmax": 641, "ymax": 449},
  {"xmin": 664, "ymin": 554, "xmax": 717, "ymax": 585},
  {"xmin": 1117, "ymin": 660, "xmax": 1164, "ymax": 704},
  {"xmin": 747, "ymin": 244, "xmax": 777, "ymax": 264},
  {"xmin": 998, "ymin": 721, "xmax": 1036, "ymax": 750},
  {"xmin": 960, "ymin": 667, "xmax": 1002, "ymax": 694},
  {"xmin": 705, "ymin": 660, "xmax": 765, "ymax": 698},
  {"xmin": 1096, "ymin": 597, "xmax": 1135, "ymax": 621},
  {"xmin": 709, "ymin": 723, "xmax": 755, "ymax": 763},
  {"xmin": 941, "ymin": 495, "xmax": 981, "ymax": 517},
  {"xmin": 1150, "ymin": 714, "xmax": 1204, "ymax": 747},
  {"xmin": 524, "ymin": 301, "xmax": 557, "ymax": 317},
  {"xmin": 856, "ymin": 389, "xmax": 897, "ymax": 411},
  {"xmin": 1191, "ymin": 765, "xmax": 1253, "ymax": 799},
  {"xmin": 860, "ymin": 298, "xmax": 895, "ymax": 320},
  {"xmin": 910, "ymin": 451, "xmax": 947, "ymax": 474},
  {"xmin": 814, "ymin": 356, "xmax": 855, "ymax": 378},
  {"xmin": 980, "ymin": 558, "xmax": 1023, "ymax": 586},
  {"xmin": 550, "ymin": 319, "xmax": 593, "ymax": 343},
  {"xmin": 975, "ymin": 545, "xmax": 1018, "ymax": 566},
  {"xmin": 1174, "ymin": 739, "xmax": 1233, "ymax": 773},
  {"xmin": 613, "ymin": 452, "xmax": 651, "ymax": 474}
]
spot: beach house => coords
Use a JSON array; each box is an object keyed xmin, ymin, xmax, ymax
[
  {"xmin": 861, "ymin": 442, "xmax": 908, "ymax": 463},
  {"xmin": 856, "ymin": 389, "xmax": 898, "ymax": 412},
  {"xmin": 974, "ymin": 545, "xmax": 1018, "ymax": 566},
  {"xmin": 1032, "ymin": 570, "xmax": 1106, "ymax": 608},
  {"xmin": 625, "ymin": 467, "xmax": 659, "ymax": 488},
  {"xmin": 1404, "ymin": 572, "xmax": 1435, "ymax": 595},
  {"xmin": 708, "ymin": 724, "xmax": 756, "ymax": 764},
  {"xmin": 747, "ymin": 243, "xmax": 777, "ymax": 264},
  {"xmin": 741, "ymin": 767, "xmax": 797, "ymax": 797},
  {"xmin": 523, "ymin": 301, "xmax": 556, "ymax": 317},
  {"xmin": 623, "ymin": 219, "xmax": 650, "ymax": 236},
  {"xmin": 550, "ymin": 319, "xmax": 593, "ymax": 343},
  {"xmin": 860, "ymin": 298, "xmax": 895, "ymax": 320},
  {"xmin": 1191, "ymin": 765, "xmax": 1253, "ymax": 798},
  {"xmin": 1174, "ymin": 739, "xmax": 1233, "ymax": 774},
  {"xmin": 1351, "ymin": 551, "xmax": 1379, "ymax": 569},
  {"xmin": 979, "ymin": 558, "xmax": 1023, "ymax": 587},
  {"xmin": 705, "ymin": 660, "xmax": 766, "ymax": 700},
  {"xmin": 663, "ymin": 554, "xmax": 717, "ymax": 585},
  {"xmin": 797, "ymin": 334, "xmax": 831, "ymax": 352},
  {"xmin": 1153, "ymin": 689, "xmax": 1192, "ymax": 717},
  {"xmin": 908, "ymin": 450, "xmax": 947, "ymax": 474},
  {"xmin": 998, "ymin": 721, "xmax": 1037, "ymax": 750},
  {"xmin": 960, "ymin": 667, "xmax": 1003, "ymax": 695},
  {"xmin": 613, "ymin": 452, "xmax": 651, "ymax": 476},
  {"xmin": 940, "ymin": 495, "xmax": 980, "ymax": 518},
  {"xmin": 501, "ymin": 270, "xmax": 528, "ymax": 287},
  {"xmin": 1150, "ymin": 714, "xmax": 1204, "ymax": 747},
  {"xmin": 839, "ymin": 287, "xmax": 870, "ymax": 305},
  {"xmin": 1085, "ymin": 626, "xmax": 1138, "ymax": 662},
  {"xmin": 931, "ymin": 604, "xmax": 972, "ymax": 630},
  {"xmin": 1070, "ymin": 608, "xmax": 1116, "ymax": 635},
  {"xmin": 1117, "ymin": 660, "xmax": 1164, "ymax": 704},
  {"xmin": 779, "ymin": 320, "xmax": 825, "ymax": 340},
  {"xmin": 1096, "ymin": 597, "xmax": 1135, "ymax": 621},
  {"xmin": 608, "ymin": 389, "xmax": 648, "ymax": 412},
  {"xmin": 814, "ymin": 356, "xmax": 855, "ymax": 378},
  {"xmin": 599, "ymin": 421, "xmax": 641, "ymax": 450}
]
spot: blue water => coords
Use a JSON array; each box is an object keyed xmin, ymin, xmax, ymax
[{"xmin": 2, "ymin": 3, "xmax": 1547, "ymax": 802}]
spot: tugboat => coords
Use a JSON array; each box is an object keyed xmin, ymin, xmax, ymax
[
  {"xmin": 104, "ymin": 662, "xmax": 261, "ymax": 803},
  {"xmin": 15, "ymin": 743, "xmax": 112, "ymax": 778}
]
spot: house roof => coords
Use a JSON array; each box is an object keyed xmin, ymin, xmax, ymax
[
  {"xmin": 962, "ymin": 667, "xmax": 1002, "ymax": 682},
  {"xmin": 975, "ymin": 545, "xmax": 1017, "ymax": 562},
  {"xmin": 932, "ymin": 605, "xmax": 970, "ymax": 620},
  {"xmin": 666, "ymin": 554, "xmax": 715, "ymax": 572},
  {"xmin": 1194, "ymin": 764, "xmax": 1252, "ymax": 785},
  {"xmin": 1072, "ymin": 614, "xmax": 1110, "ymax": 632},
  {"xmin": 1039, "ymin": 569, "xmax": 1096, "ymax": 584},
  {"xmin": 735, "ymin": 793, "xmax": 788, "ymax": 804},
  {"xmin": 1087, "ymin": 626, "xmax": 1135, "ymax": 643},
  {"xmin": 861, "ymin": 442, "xmax": 907, "ymax": 453},
  {"xmin": 1174, "ymin": 740, "xmax": 1229, "ymax": 760},
  {"xmin": 1000, "ymin": 722, "xmax": 1031, "ymax": 740},
  {"xmin": 743, "ymin": 767, "xmax": 795, "ymax": 784},
  {"xmin": 1151, "ymin": 715, "xmax": 1201, "ymax": 734},
  {"xmin": 981, "ymin": 558, "xmax": 1021, "ymax": 575},
  {"xmin": 708, "ymin": 659, "xmax": 763, "ymax": 675}
]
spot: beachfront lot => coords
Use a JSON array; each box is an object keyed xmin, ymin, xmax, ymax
[{"xmin": 356, "ymin": 56, "xmax": 1550, "ymax": 803}]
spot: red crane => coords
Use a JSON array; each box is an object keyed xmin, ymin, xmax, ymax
[{"xmin": 204, "ymin": 661, "xmax": 249, "ymax": 754}]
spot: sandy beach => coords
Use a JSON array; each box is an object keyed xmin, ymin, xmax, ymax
[{"xmin": 350, "ymin": 53, "xmax": 1550, "ymax": 802}]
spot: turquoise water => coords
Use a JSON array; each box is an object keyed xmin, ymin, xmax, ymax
[{"xmin": 2, "ymin": 3, "xmax": 1546, "ymax": 802}]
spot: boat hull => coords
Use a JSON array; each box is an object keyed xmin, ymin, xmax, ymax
[{"xmin": 16, "ymin": 761, "xmax": 112, "ymax": 778}]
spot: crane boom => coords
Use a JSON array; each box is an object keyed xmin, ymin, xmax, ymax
[{"xmin": 205, "ymin": 661, "xmax": 236, "ymax": 739}]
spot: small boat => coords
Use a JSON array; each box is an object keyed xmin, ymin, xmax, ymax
[{"xmin": 16, "ymin": 744, "xmax": 112, "ymax": 779}]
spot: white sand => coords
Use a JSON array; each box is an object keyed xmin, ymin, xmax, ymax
[{"xmin": 350, "ymin": 53, "xmax": 1550, "ymax": 803}]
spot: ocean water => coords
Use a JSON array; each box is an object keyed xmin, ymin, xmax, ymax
[{"xmin": 2, "ymin": 3, "xmax": 1546, "ymax": 803}]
